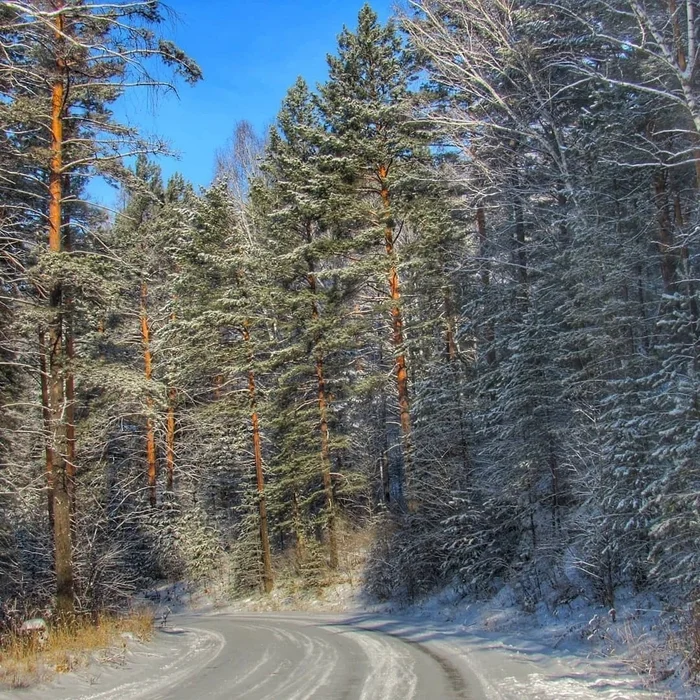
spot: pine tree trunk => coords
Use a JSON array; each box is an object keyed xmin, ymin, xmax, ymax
[
  {"xmin": 140, "ymin": 281, "xmax": 157, "ymax": 508},
  {"xmin": 214, "ymin": 373, "xmax": 224, "ymax": 399},
  {"xmin": 62, "ymin": 179, "xmax": 76, "ymax": 514},
  {"xmin": 307, "ymin": 258, "xmax": 339, "ymax": 569},
  {"xmin": 39, "ymin": 331, "xmax": 53, "ymax": 528},
  {"xmin": 476, "ymin": 202, "xmax": 496, "ymax": 365},
  {"xmin": 378, "ymin": 164, "xmax": 413, "ymax": 509},
  {"xmin": 442, "ymin": 294, "xmax": 471, "ymax": 477},
  {"xmin": 315, "ymin": 354, "xmax": 339, "ymax": 569},
  {"xmin": 65, "ymin": 314, "xmax": 76, "ymax": 510},
  {"xmin": 292, "ymin": 490, "xmax": 306, "ymax": 563},
  {"xmin": 663, "ymin": 0, "xmax": 700, "ymax": 186},
  {"xmin": 674, "ymin": 191, "xmax": 700, "ymax": 334},
  {"xmin": 653, "ymin": 170, "xmax": 679, "ymax": 294},
  {"xmin": 444, "ymin": 290, "xmax": 458, "ymax": 362},
  {"xmin": 514, "ymin": 195, "xmax": 529, "ymax": 309},
  {"xmin": 48, "ymin": 0, "xmax": 74, "ymax": 615},
  {"xmin": 243, "ymin": 325, "xmax": 273, "ymax": 593},
  {"xmin": 165, "ymin": 387, "xmax": 176, "ymax": 493}
]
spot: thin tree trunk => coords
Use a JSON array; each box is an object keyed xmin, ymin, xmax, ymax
[
  {"xmin": 48, "ymin": 0, "xmax": 73, "ymax": 616},
  {"xmin": 140, "ymin": 281, "xmax": 157, "ymax": 508},
  {"xmin": 39, "ymin": 331, "xmax": 53, "ymax": 528},
  {"xmin": 514, "ymin": 196, "xmax": 529, "ymax": 309},
  {"xmin": 664, "ymin": 0, "xmax": 700, "ymax": 186},
  {"xmin": 165, "ymin": 387, "xmax": 176, "ymax": 493},
  {"xmin": 62, "ymin": 176, "xmax": 76, "ymax": 514},
  {"xmin": 292, "ymin": 490, "xmax": 306, "ymax": 563},
  {"xmin": 315, "ymin": 354, "xmax": 338, "ymax": 569},
  {"xmin": 653, "ymin": 170, "xmax": 679, "ymax": 293},
  {"xmin": 307, "ymin": 255, "xmax": 339, "ymax": 569},
  {"xmin": 165, "ymin": 309, "xmax": 176, "ymax": 494},
  {"xmin": 65, "ymin": 312, "xmax": 76, "ymax": 509},
  {"xmin": 444, "ymin": 289, "xmax": 458, "ymax": 362},
  {"xmin": 243, "ymin": 324, "xmax": 273, "ymax": 593},
  {"xmin": 378, "ymin": 164, "xmax": 413, "ymax": 508},
  {"xmin": 214, "ymin": 373, "xmax": 224, "ymax": 399},
  {"xmin": 476, "ymin": 202, "xmax": 497, "ymax": 365}
]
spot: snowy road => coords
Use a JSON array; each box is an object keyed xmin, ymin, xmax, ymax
[{"xmin": 4, "ymin": 612, "xmax": 664, "ymax": 700}]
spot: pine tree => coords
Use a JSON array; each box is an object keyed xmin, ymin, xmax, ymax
[
  {"xmin": 254, "ymin": 78, "xmax": 352, "ymax": 570},
  {"xmin": 0, "ymin": 0, "xmax": 200, "ymax": 614},
  {"xmin": 317, "ymin": 5, "xmax": 436, "ymax": 509}
]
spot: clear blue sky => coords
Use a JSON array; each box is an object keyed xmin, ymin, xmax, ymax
[{"xmin": 96, "ymin": 0, "xmax": 395, "ymax": 204}]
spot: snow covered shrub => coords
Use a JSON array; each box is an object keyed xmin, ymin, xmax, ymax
[
  {"xmin": 172, "ymin": 507, "xmax": 225, "ymax": 583},
  {"xmin": 363, "ymin": 517, "xmax": 398, "ymax": 601},
  {"xmin": 228, "ymin": 511, "xmax": 264, "ymax": 595},
  {"xmin": 443, "ymin": 496, "xmax": 523, "ymax": 599},
  {"xmin": 363, "ymin": 512, "xmax": 450, "ymax": 602}
]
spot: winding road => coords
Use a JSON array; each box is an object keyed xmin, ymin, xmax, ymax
[
  {"xmin": 162, "ymin": 613, "xmax": 475, "ymax": 699},
  {"xmin": 5, "ymin": 612, "xmax": 662, "ymax": 700}
]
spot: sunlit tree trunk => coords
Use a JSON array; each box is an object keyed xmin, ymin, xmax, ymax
[
  {"xmin": 140, "ymin": 281, "xmax": 157, "ymax": 507},
  {"xmin": 378, "ymin": 163, "xmax": 413, "ymax": 508},
  {"xmin": 165, "ymin": 387, "xmax": 176, "ymax": 493},
  {"xmin": 666, "ymin": 0, "xmax": 700, "ymax": 186},
  {"xmin": 48, "ymin": 0, "xmax": 73, "ymax": 616}
]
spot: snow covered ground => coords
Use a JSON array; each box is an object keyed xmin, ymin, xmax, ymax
[
  {"xmin": 0, "ymin": 580, "xmax": 694, "ymax": 699},
  {"xmin": 222, "ymin": 579, "xmax": 695, "ymax": 698}
]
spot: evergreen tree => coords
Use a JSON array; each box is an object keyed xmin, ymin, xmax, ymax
[{"xmin": 317, "ymin": 4, "xmax": 436, "ymax": 508}]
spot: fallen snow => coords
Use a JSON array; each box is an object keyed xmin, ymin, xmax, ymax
[{"xmin": 1, "ymin": 578, "xmax": 694, "ymax": 699}]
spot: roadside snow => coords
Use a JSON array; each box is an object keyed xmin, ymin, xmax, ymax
[
  {"xmin": 222, "ymin": 578, "xmax": 691, "ymax": 698},
  {"xmin": 2, "ymin": 578, "xmax": 693, "ymax": 699},
  {"xmin": 0, "ymin": 624, "xmax": 224, "ymax": 700}
]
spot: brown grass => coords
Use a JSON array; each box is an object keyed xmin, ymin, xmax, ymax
[{"xmin": 0, "ymin": 609, "xmax": 154, "ymax": 689}]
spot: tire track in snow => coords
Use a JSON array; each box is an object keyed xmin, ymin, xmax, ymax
[
  {"xmin": 349, "ymin": 627, "xmax": 418, "ymax": 700},
  {"xmin": 70, "ymin": 626, "xmax": 225, "ymax": 700}
]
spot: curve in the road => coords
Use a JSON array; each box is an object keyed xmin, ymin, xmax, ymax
[{"xmin": 163, "ymin": 613, "xmax": 479, "ymax": 700}]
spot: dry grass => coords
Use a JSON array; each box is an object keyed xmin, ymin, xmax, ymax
[{"xmin": 0, "ymin": 609, "xmax": 154, "ymax": 689}]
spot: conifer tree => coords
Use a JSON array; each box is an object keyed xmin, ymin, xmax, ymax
[
  {"xmin": 170, "ymin": 180, "xmax": 275, "ymax": 592},
  {"xmin": 317, "ymin": 5, "xmax": 434, "ymax": 508},
  {"xmin": 255, "ymin": 78, "xmax": 350, "ymax": 569},
  {"xmin": 0, "ymin": 0, "xmax": 200, "ymax": 614}
]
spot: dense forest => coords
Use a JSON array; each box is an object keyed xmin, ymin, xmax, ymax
[{"xmin": 1, "ymin": 0, "xmax": 700, "ymax": 643}]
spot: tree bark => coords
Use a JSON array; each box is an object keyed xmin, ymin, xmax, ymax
[
  {"xmin": 444, "ymin": 289, "xmax": 458, "ymax": 362},
  {"xmin": 653, "ymin": 170, "xmax": 679, "ymax": 293},
  {"xmin": 476, "ymin": 202, "xmax": 497, "ymax": 365},
  {"xmin": 140, "ymin": 281, "xmax": 157, "ymax": 507},
  {"xmin": 48, "ymin": 0, "xmax": 74, "ymax": 617},
  {"xmin": 39, "ymin": 331, "xmax": 53, "ymax": 528},
  {"xmin": 165, "ymin": 387, "xmax": 176, "ymax": 493},
  {"xmin": 514, "ymin": 195, "xmax": 529, "ymax": 309},
  {"xmin": 62, "ymin": 175, "xmax": 76, "ymax": 514},
  {"xmin": 307, "ymin": 254, "xmax": 339, "ymax": 569},
  {"xmin": 378, "ymin": 163, "xmax": 413, "ymax": 508},
  {"xmin": 243, "ymin": 324, "xmax": 273, "ymax": 593}
]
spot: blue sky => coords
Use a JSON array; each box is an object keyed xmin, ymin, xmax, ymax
[{"xmin": 96, "ymin": 0, "xmax": 395, "ymax": 204}]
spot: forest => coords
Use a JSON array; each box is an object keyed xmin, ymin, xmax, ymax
[{"xmin": 0, "ymin": 0, "xmax": 699, "ymax": 661}]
